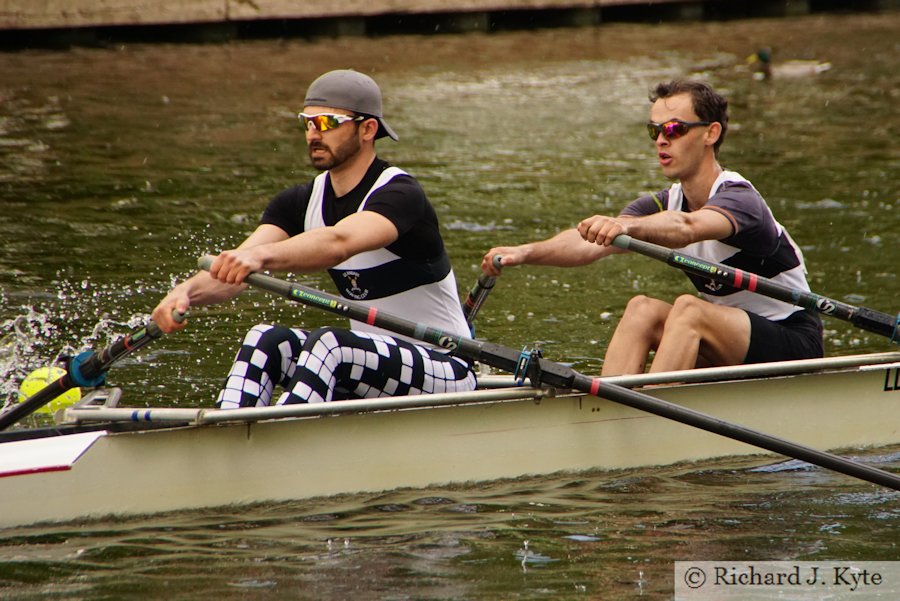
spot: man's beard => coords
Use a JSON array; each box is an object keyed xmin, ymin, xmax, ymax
[{"xmin": 308, "ymin": 133, "xmax": 362, "ymax": 171}]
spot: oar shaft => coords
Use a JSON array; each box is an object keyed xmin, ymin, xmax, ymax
[
  {"xmin": 198, "ymin": 256, "xmax": 900, "ymax": 491},
  {"xmin": 0, "ymin": 373, "xmax": 76, "ymax": 430},
  {"xmin": 569, "ymin": 373, "xmax": 900, "ymax": 490},
  {"xmin": 199, "ymin": 257, "xmax": 482, "ymax": 357},
  {"xmin": 76, "ymin": 321, "xmax": 167, "ymax": 381},
  {"xmin": 463, "ymin": 255, "xmax": 503, "ymax": 324},
  {"xmin": 463, "ymin": 274, "xmax": 496, "ymax": 323},
  {"xmin": 612, "ymin": 235, "xmax": 899, "ymax": 342}
]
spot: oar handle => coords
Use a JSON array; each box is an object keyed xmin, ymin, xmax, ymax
[
  {"xmin": 612, "ymin": 235, "xmax": 900, "ymax": 343},
  {"xmin": 0, "ymin": 310, "xmax": 186, "ymax": 431},
  {"xmin": 197, "ymin": 255, "xmax": 900, "ymax": 491},
  {"xmin": 463, "ymin": 255, "xmax": 503, "ymax": 324}
]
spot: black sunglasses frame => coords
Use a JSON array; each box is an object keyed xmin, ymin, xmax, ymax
[{"xmin": 646, "ymin": 119, "xmax": 711, "ymax": 141}]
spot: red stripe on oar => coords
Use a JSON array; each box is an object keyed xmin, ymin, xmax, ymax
[
  {"xmin": 747, "ymin": 273, "xmax": 758, "ymax": 292},
  {"xmin": 733, "ymin": 270, "xmax": 744, "ymax": 288},
  {"xmin": 590, "ymin": 379, "xmax": 601, "ymax": 396},
  {"xmin": 366, "ymin": 307, "xmax": 378, "ymax": 326}
]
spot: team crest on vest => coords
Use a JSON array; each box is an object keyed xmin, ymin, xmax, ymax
[
  {"xmin": 705, "ymin": 279, "xmax": 724, "ymax": 293},
  {"xmin": 341, "ymin": 270, "xmax": 369, "ymax": 300}
]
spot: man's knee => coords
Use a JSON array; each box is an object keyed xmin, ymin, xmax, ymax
[
  {"xmin": 245, "ymin": 324, "xmax": 291, "ymax": 351},
  {"xmin": 303, "ymin": 326, "xmax": 353, "ymax": 352},
  {"xmin": 239, "ymin": 325, "xmax": 309, "ymax": 368},
  {"xmin": 622, "ymin": 294, "xmax": 656, "ymax": 316},
  {"xmin": 241, "ymin": 323, "xmax": 274, "ymax": 346},
  {"xmin": 668, "ymin": 295, "xmax": 707, "ymax": 324},
  {"xmin": 620, "ymin": 295, "xmax": 670, "ymax": 325}
]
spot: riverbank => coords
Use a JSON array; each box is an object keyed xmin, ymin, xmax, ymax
[{"xmin": 2, "ymin": 0, "xmax": 897, "ymax": 49}]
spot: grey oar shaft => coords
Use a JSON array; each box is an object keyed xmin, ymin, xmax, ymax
[
  {"xmin": 463, "ymin": 255, "xmax": 503, "ymax": 324},
  {"xmin": 612, "ymin": 235, "xmax": 899, "ymax": 343}
]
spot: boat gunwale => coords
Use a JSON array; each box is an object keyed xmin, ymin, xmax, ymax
[
  {"xmin": 60, "ymin": 385, "xmax": 560, "ymax": 427},
  {"xmin": 2, "ymin": 351, "xmax": 897, "ymax": 441},
  {"xmin": 57, "ymin": 350, "xmax": 900, "ymax": 428},
  {"xmin": 481, "ymin": 351, "xmax": 900, "ymax": 389}
]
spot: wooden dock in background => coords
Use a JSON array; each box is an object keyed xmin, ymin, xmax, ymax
[{"xmin": 1, "ymin": 0, "xmax": 897, "ymax": 42}]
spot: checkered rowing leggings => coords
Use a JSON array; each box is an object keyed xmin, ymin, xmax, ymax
[{"xmin": 215, "ymin": 324, "xmax": 477, "ymax": 408}]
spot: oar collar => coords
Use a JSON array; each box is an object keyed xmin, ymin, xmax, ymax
[{"xmin": 68, "ymin": 351, "xmax": 108, "ymax": 388}]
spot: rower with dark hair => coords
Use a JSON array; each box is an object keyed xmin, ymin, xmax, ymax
[{"xmin": 481, "ymin": 79, "xmax": 823, "ymax": 375}]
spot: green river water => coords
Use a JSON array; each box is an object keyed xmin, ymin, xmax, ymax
[{"xmin": 0, "ymin": 10, "xmax": 898, "ymax": 599}]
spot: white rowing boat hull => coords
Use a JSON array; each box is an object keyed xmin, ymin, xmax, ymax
[{"xmin": 1, "ymin": 352, "xmax": 898, "ymax": 528}]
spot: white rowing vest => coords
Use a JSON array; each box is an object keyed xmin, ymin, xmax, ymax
[
  {"xmin": 668, "ymin": 170, "xmax": 812, "ymax": 321},
  {"xmin": 304, "ymin": 167, "xmax": 470, "ymax": 345}
]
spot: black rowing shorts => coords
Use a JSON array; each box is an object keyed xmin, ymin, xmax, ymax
[{"xmin": 744, "ymin": 309, "xmax": 824, "ymax": 364}]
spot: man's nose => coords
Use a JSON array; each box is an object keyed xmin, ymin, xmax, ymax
[{"xmin": 305, "ymin": 125, "xmax": 322, "ymax": 142}]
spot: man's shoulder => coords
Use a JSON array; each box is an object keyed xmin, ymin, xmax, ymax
[
  {"xmin": 264, "ymin": 180, "xmax": 316, "ymax": 221},
  {"xmin": 709, "ymin": 178, "xmax": 767, "ymax": 211},
  {"xmin": 375, "ymin": 160, "xmax": 418, "ymax": 182},
  {"xmin": 272, "ymin": 180, "xmax": 316, "ymax": 202},
  {"xmin": 717, "ymin": 179, "xmax": 759, "ymax": 196},
  {"xmin": 382, "ymin": 172, "xmax": 424, "ymax": 194},
  {"xmin": 621, "ymin": 189, "xmax": 670, "ymax": 216},
  {"xmin": 371, "ymin": 161, "xmax": 426, "ymax": 199}
]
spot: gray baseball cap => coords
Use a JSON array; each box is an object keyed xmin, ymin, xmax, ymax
[{"xmin": 303, "ymin": 70, "xmax": 399, "ymax": 141}]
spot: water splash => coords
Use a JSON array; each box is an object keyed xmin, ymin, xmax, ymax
[
  {"xmin": 0, "ymin": 308, "xmax": 69, "ymax": 409},
  {"xmin": 0, "ymin": 268, "xmax": 186, "ymax": 411}
]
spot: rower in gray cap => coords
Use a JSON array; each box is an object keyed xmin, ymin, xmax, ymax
[{"xmin": 152, "ymin": 69, "xmax": 476, "ymax": 409}]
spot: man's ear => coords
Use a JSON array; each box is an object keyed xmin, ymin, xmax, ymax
[
  {"xmin": 360, "ymin": 118, "xmax": 379, "ymax": 142},
  {"xmin": 705, "ymin": 122, "xmax": 722, "ymax": 148}
]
